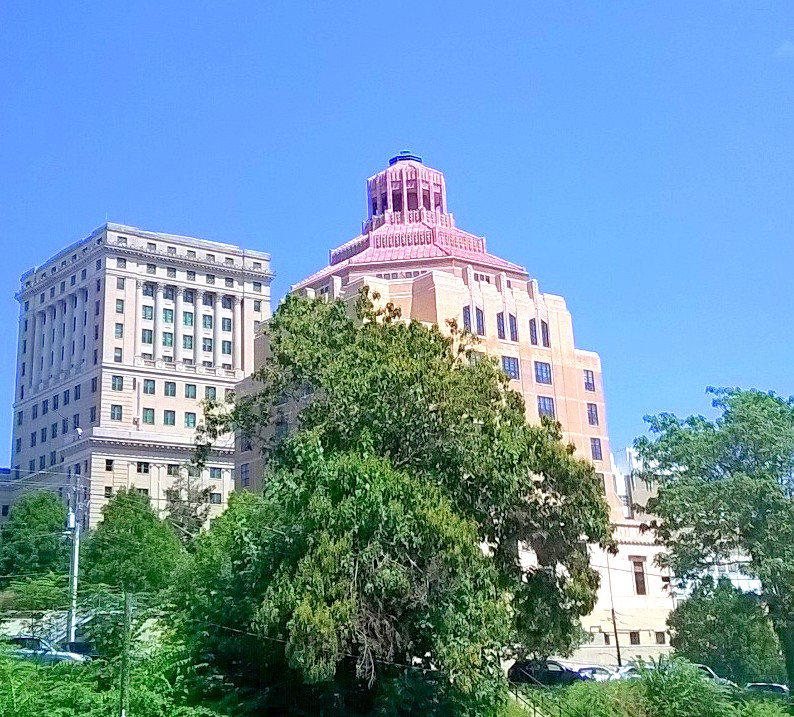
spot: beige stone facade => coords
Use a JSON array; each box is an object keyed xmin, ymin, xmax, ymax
[
  {"xmin": 236, "ymin": 153, "xmax": 672, "ymax": 665},
  {"xmin": 5, "ymin": 223, "xmax": 272, "ymax": 528}
]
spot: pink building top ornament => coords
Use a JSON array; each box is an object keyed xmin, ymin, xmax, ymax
[{"xmin": 294, "ymin": 152, "xmax": 523, "ymax": 290}]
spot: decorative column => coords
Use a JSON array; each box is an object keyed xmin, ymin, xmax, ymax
[
  {"xmin": 174, "ymin": 287, "xmax": 184, "ymax": 363},
  {"xmin": 42, "ymin": 306, "xmax": 54, "ymax": 385},
  {"xmin": 195, "ymin": 289, "xmax": 204, "ymax": 365},
  {"xmin": 213, "ymin": 293, "xmax": 223, "ymax": 367},
  {"xmin": 63, "ymin": 294, "xmax": 75, "ymax": 375},
  {"xmin": 134, "ymin": 280, "xmax": 143, "ymax": 358},
  {"xmin": 30, "ymin": 310, "xmax": 42, "ymax": 388},
  {"xmin": 232, "ymin": 296, "xmax": 242, "ymax": 371},
  {"xmin": 75, "ymin": 289, "xmax": 86, "ymax": 370},
  {"xmin": 154, "ymin": 283, "xmax": 164, "ymax": 360},
  {"xmin": 52, "ymin": 300, "xmax": 64, "ymax": 377}
]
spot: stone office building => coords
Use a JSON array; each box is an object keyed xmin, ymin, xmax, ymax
[{"xmin": 7, "ymin": 223, "xmax": 272, "ymax": 527}]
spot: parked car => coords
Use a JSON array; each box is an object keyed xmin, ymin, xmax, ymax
[
  {"xmin": 508, "ymin": 659, "xmax": 585, "ymax": 686},
  {"xmin": 745, "ymin": 683, "xmax": 790, "ymax": 697},
  {"xmin": 609, "ymin": 661, "xmax": 735, "ymax": 688},
  {"xmin": 693, "ymin": 663, "xmax": 737, "ymax": 689},
  {"xmin": 5, "ymin": 635, "xmax": 89, "ymax": 664},
  {"xmin": 576, "ymin": 665, "xmax": 616, "ymax": 682},
  {"xmin": 609, "ymin": 664, "xmax": 642, "ymax": 681}
]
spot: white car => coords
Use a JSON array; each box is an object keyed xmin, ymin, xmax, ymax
[
  {"xmin": 576, "ymin": 665, "xmax": 616, "ymax": 682},
  {"xmin": 746, "ymin": 683, "xmax": 790, "ymax": 696},
  {"xmin": 6, "ymin": 636, "xmax": 89, "ymax": 664}
]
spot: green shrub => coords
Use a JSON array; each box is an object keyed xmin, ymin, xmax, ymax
[
  {"xmin": 640, "ymin": 661, "xmax": 733, "ymax": 717},
  {"xmin": 734, "ymin": 699, "xmax": 792, "ymax": 717}
]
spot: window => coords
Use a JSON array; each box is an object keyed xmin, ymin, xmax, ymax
[
  {"xmin": 111, "ymin": 375, "xmax": 124, "ymax": 391},
  {"xmin": 187, "ymin": 270, "xmax": 196, "ymax": 281},
  {"xmin": 142, "ymin": 305, "xmax": 154, "ymax": 320},
  {"xmin": 136, "ymin": 487, "xmax": 150, "ymax": 497},
  {"xmin": 541, "ymin": 320, "xmax": 551, "ymax": 348},
  {"xmin": 655, "ymin": 631, "xmax": 667, "ymax": 645},
  {"xmin": 142, "ymin": 408, "xmax": 155, "ymax": 424},
  {"xmin": 163, "ymin": 332, "xmax": 173, "ymax": 347},
  {"xmin": 587, "ymin": 403, "xmax": 599, "ymax": 426},
  {"xmin": 167, "ymin": 464, "xmax": 180, "ymax": 476},
  {"xmin": 165, "ymin": 381, "xmax": 176, "ymax": 397},
  {"xmin": 41, "ymin": 427, "xmax": 47, "ymax": 442},
  {"xmin": 39, "ymin": 455, "xmax": 46, "ymax": 470},
  {"xmin": 110, "ymin": 404, "xmax": 123, "ymax": 421},
  {"xmin": 497, "ymin": 312, "xmax": 505, "ymax": 340},
  {"xmin": 62, "ymin": 418, "xmax": 68, "ymax": 433},
  {"xmin": 629, "ymin": 631, "xmax": 641, "ymax": 646},
  {"xmin": 584, "ymin": 369, "xmax": 596, "ymax": 392},
  {"xmin": 501, "ymin": 356, "xmax": 520, "ymax": 380},
  {"xmin": 202, "ymin": 314, "xmax": 213, "ymax": 329},
  {"xmin": 183, "ymin": 335, "xmax": 193, "ymax": 349},
  {"xmin": 167, "ymin": 267, "xmax": 176, "ymax": 278},
  {"xmin": 30, "ymin": 432, "xmax": 36, "ymax": 448},
  {"xmin": 462, "ymin": 306, "xmax": 472, "ymax": 331},
  {"xmin": 51, "ymin": 422, "xmax": 57, "ymax": 438},
  {"xmin": 1, "ymin": 505, "xmax": 8, "ymax": 517},
  {"xmin": 222, "ymin": 340, "xmax": 232, "ymax": 355},
  {"xmin": 210, "ymin": 492, "xmax": 222, "ymax": 504},
  {"xmin": 49, "ymin": 451, "xmax": 56, "ymax": 466},
  {"xmin": 206, "ymin": 274, "xmax": 215, "ymax": 285},
  {"xmin": 163, "ymin": 410, "xmax": 175, "ymax": 426},
  {"xmin": 209, "ymin": 466, "xmax": 222, "ymax": 479},
  {"xmin": 116, "ymin": 258, "xmax": 126, "ymax": 268},
  {"xmin": 42, "ymin": 399, "xmax": 49, "ymax": 415},
  {"xmin": 90, "ymin": 406, "xmax": 97, "ymax": 423},
  {"xmin": 91, "ymin": 377, "xmax": 97, "ymax": 393},
  {"xmin": 220, "ymin": 295, "xmax": 231, "ymax": 309},
  {"xmin": 143, "ymin": 379, "xmax": 155, "ymax": 395},
  {"xmin": 185, "ymin": 383, "xmax": 197, "ymax": 399},
  {"xmin": 164, "ymin": 287, "xmax": 175, "ymax": 301},
  {"xmin": 225, "ymin": 388, "xmax": 235, "ymax": 402},
  {"xmin": 105, "ymin": 459, "xmax": 114, "ymax": 471},
  {"xmin": 241, "ymin": 433, "xmax": 253, "ymax": 452},
  {"xmin": 33, "ymin": 404, "xmax": 40, "ymax": 418},
  {"xmin": 72, "ymin": 385, "xmax": 80, "ymax": 401},
  {"xmin": 16, "ymin": 411, "xmax": 23, "ymax": 426},
  {"xmin": 137, "ymin": 461, "xmax": 150, "ymax": 474},
  {"xmin": 537, "ymin": 396, "xmax": 555, "ymax": 418},
  {"xmin": 141, "ymin": 329, "xmax": 153, "ymax": 344},
  {"xmin": 143, "ymin": 283, "xmax": 154, "ymax": 297},
  {"xmin": 509, "ymin": 314, "xmax": 518, "ymax": 342},
  {"xmin": 205, "ymin": 386, "xmax": 217, "ymax": 401},
  {"xmin": 15, "ymin": 438, "xmax": 21, "ymax": 454},
  {"xmin": 114, "ymin": 323, "xmax": 124, "ymax": 338},
  {"xmin": 114, "ymin": 348, "xmax": 123, "ymax": 363},
  {"xmin": 183, "ymin": 311, "xmax": 194, "ymax": 326},
  {"xmin": 225, "ymin": 277, "xmax": 234, "ymax": 288},
  {"xmin": 184, "ymin": 412, "xmax": 196, "ymax": 428},
  {"xmin": 115, "ymin": 299, "xmax": 124, "ymax": 313},
  {"xmin": 534, "ymin": 361, "xmax": 552, "ymax": 384},
  {"xmin": 254, "ymin": 300, "xmax": 261, "ymax": 312},
  {"xmin": 116, "ymin": 277, "xmax": 125, "ymax": 289},
  {"xmin": 104, "ymin": 486, "xmax": 113, "ymax": 498},
  {"xmin": 632, "ymin": 560, "xmax": 647, "ymax": 595},
  {"xmin": 146, "ymin": 263, "xmax": 156, "ymax": 275},
  {"xmin": 163, "ymin": 308, "xmax": 174, "ymax": 323},
  {"xmin": 206, "ymin": 253, "xmax": 215, "ymax": 263},
  {"xmin": 222, "ymin": 317, "xmax": 232, "ymax": 332},
  {"xmin": 202, "ymin": 338, "xmax": 213, "ymax": 353},
  {"xmin": 240, "ymin": 463, "xmax": 250, "ymax": 487},
  {"xmin": 203, "ymin": 293, "xmax": 213, "ymax": 307},
  {"xmin": 475, "ymin": 307, "xmax": 485, "ymax": 336},
  {"xmin": 590, "ymin": 437, "xmax": 603, "ymax": 462}
]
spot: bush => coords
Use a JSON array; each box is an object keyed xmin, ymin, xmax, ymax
[
  {"xmin": 735, "ymin": 701, "xmax": 792, "ymax": 717},
  {"xmin": 640, "ymin": 661, "xmax": 733, "ymax": 717}
]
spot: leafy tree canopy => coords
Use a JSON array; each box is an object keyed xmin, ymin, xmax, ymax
[
  {"xmin": 165, "ymin": 471, "xmax": 214, "ymax": 547},
  {"xmin": 83, "ymin": 489, "xmax": 184, "ymax": 594},
  {"xmin": 636, "ymin": 388, "xmax": 794, "ymax": 686},
  {"xmin": 188, "ymin": 291, "xmax": 614, "ymax": 714},
  {"xmin": 0, "ymin": 491, "xmax": 68, "ymax": 587},
  {"xmin": 668, "ymin": 577, "xmax": 784, "ymax": 685}
]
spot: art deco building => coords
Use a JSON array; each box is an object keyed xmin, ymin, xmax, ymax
[
  {"xmin": 238, "ymin": 153, "xmax": 673, "ymax": 664},
  {"xmin": 6, "ymin": 223, "xmax": 272, "ymax": 527}
]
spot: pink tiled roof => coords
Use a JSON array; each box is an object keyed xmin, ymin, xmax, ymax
[{"xmin": 293, "ymin": 222, "xmax": 525, "ymax": 291}]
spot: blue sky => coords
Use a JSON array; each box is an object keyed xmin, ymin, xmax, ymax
[{"xmin": 1, "ymin": 2, "xmax": 793, "ymax": 461}]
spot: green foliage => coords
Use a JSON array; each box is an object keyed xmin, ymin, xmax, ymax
[
  {"xmin": 165, "ymin": 471, "xmax": 214, "ymax": 547},
  {"xmin": 668, "ymin": 578, "xmax": 785, "ymax": 685},
  {"xmin": 0, "ymin": 491, "xmax": 68, "ymax": 587},
  {"xmin": 187, "ymin": 290, "xmax": 614, "ymax": 714},
  {"xmin": 636, "ymin": 388, "xmax": 794, "ymax": 687},
  {"xmin": 5, "ymin": 572, "xmax": 69, "ymax": 611},
  {"xmin": 640, "ymin": 660, "xmax": 730, "ymax": 717},
  {"xmin": 82, "ymin": 489, "xmax": 184, "ymax": 594}
]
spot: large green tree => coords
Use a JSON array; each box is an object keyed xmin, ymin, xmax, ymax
[
  {"xmin": 0, "ymin": 491, "xmax": 68, "ymax": 587},
  {"xmin": 188, "ymin": 290, "xmax": 613, "ymax": 714},
  {"xmin": 83, "ymin": 489, "xmax": 184, "ymax": 594},
  {"xmin": 667, "ymin": 577, "xmax": 784, "ymax": 685},
  {"xmin": 636, "ymin": 388, "xmax": 794, "ymax": 687}
]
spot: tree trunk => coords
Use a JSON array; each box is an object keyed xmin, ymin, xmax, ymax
[{"xmin": 774, "ymin": 621, "xmax": 794, "ymax": 689}]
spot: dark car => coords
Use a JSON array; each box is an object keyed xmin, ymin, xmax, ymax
[{"xmin": 508, "ymin": 659, "xmax": 585, "ymax": 687}]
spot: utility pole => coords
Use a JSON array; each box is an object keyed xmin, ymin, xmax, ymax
[
  {"xmin": 119, "ymin": 590, "xmax": 132, "ymax": 717},
  {"xmin": 606, "ymin": 552, "xmax": 622, "ymax": 667},
  {"xmin": 66, "ymin": 508, "xmax": 81, "ymax": 644}
]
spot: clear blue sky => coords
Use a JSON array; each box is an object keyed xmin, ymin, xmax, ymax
[{"xmin": 2, "ymin": 2, "xmax": 793, "ymax": 462}]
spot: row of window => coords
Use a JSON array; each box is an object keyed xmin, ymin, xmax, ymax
[
  {"xmin": 111, "ymin": 376, "xmax": 228, "ymax": 401},
  {"xmin": 499, "ymin": 358, "xmax": 597, "ymax": 393},
  {"xmin": 104, "ymin": 458, "xmax": 224, "ymax": 480},
  {"xmin": 139, "ymin": 331, "xmax": 232, "ymax": 353},
  {"xmin": 116, "ymin": 235, "xmax": 264, "ymax": 270},
  {"xmin": 115, "ymin": 257, "xmax": 263, "ymax": 291},
  {"xmin": 138, "ymin": 307, "xmax": 236, "ymax": 330},
  {"xmin": 110, "ymin": 405, "xmax": 198, "ymax": 428},
  {"xmin": 462, "ymin": 306, "xmax": 552, "ymax": 349},
  {"xmin": 535, "ymin": 397, "xmax": 599, "ymax": 425}
]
